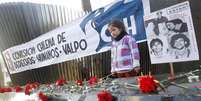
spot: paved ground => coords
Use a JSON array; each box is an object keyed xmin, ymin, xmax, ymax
[{"xmin": 0, "ymin": 74, "xmax": 201, "ymax": 101}]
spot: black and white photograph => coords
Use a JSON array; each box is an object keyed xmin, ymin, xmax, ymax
[
  {"xmin": 169, "ymin": 33, "xmax": 190, "ymax": 59},
  {"xmin": 144, "ymin": 10, "xmax": 169, "ymax": 37},
  {"xmin": 144, "ymin": 1, "xmax": 199, "ymax": 64},
  {"xmin": 148, "ymin": 36, "xmax": 168, "ymax": 58}
]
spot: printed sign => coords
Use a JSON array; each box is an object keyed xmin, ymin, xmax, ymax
[{"xmin": 144, "ymin": 1, "xmax": 199, "ymax": 64}]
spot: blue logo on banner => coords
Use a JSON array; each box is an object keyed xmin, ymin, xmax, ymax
[{"xmin": 80, "ymin": 0, "xmax": 146, "ymax": 52}]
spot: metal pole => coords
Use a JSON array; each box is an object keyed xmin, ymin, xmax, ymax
[
  {"xmin": 169, "ymin": 63, "xmax": 175, "ymax": 80},
  {"xmin": 0, "ymin": 52, "xmax": 12, "ymax": 86}
]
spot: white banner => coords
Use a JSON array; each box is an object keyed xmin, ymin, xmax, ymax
[
  {"xmin": 144, "ymin": 1, "xmax": 199, "ymax": 64},
  {"xmin": 2, "ymin": 0, "xmax": 146, "ymax": 74}
]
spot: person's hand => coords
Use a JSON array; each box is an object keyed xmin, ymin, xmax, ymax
[
  {"xmin": 134, "ymin": 67, "xmax": 140, "ymax": 73},
  {"xmin": 111, "ymin": 72, "xmax": 116, "ymax": 76},
  {"xmin": 110, "ymin": 72, "xmax": 117, "ymax": 78}
]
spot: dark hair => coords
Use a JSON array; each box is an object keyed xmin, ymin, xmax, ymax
[
  {"xmin": 150, "ymin": 38, "xmax": 163, "ymax": 49},
  {"xmin": 145, "ymin": 19, "xmax": 159, "ymax": 36},
  {"xmin": 170, "ymin": 34, "xmax": 190, "ymax": 49},
  {"xmin": 108, "ymin": 20, "xmax": 126, "ymax": 32},
  {"xmin": 156, "ymin": 11, "xmax": 162, "ymax": 15},
  {"xmin": 166, "ymin": 19, "xmax": 183, "ymax": 25}
]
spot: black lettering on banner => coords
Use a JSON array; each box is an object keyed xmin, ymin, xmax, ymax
[
  {"xmin": 62, "ymin": 39, "xmax": 87, "ymax": 55},
  {"xmin": 80, "ymin": 39, "xmax": 87, "ymax": 50},
  {"xmin": 37, "ymin": 37, "xmax": 55, "ymax": 52},
  {"xmin": 74, "ymin": 41, "xmax": 79, "ymax": 50},
  {"xmin": 14, "ymin": 56, "xmax": 36, "ymax": 69},
  {"xmin": 12, "ymin": 47, "xmax": 36, "ymax": 60},
  {"xmin": 57, "ymin": 32, "xmax": 66, "ymax": 44},
  {"xmin": 36, "ymin": 47, "xmax": 59, "ymax": 62}
]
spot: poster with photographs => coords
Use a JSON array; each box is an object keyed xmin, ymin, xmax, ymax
[{"xmin": 144, "ymin": 1, "xmax": 199, "ymax": 64}]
